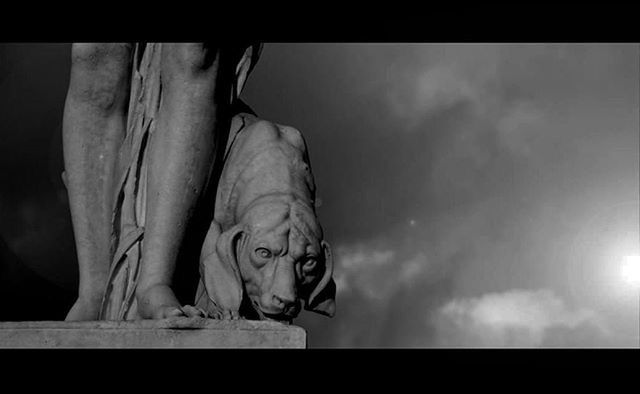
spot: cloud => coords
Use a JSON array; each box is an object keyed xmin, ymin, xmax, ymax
[
  {"xmin": 388, "ymin": 65, "xmax": 476, "ymax": 130},
  {"xmin": 495, "ymin": 101, "xmax": 544, "ymax": 158},
  {"xmin": 338, "ymin": 246, "xmax": 395, "ymax": 272},
  {"xmin": 433, "ymin": 289, "xmax": 612, "ymax": 347},
  {"xmin": 334, "ymin": 243, "xmax": 433, "ymax": 302},
  {"xmin": 380, "ymin": 46, "xmax": 550, "ymax": 170},
  {"xmin": 332, "ymin": 245, "xmax": 395, "ymax": 299}
]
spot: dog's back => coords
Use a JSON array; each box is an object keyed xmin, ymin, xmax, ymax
[{"xmin": 215, "ymin": 113, "xmax": 318, "ymax": 231}]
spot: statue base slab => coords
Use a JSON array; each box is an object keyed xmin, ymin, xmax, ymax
[{"xmin": 0, "ymin": 317, "xmax": 306, "ymax": 348}]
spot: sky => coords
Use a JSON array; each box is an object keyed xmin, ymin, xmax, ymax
[{"xmin": 0, "ymin": 43, "xmax": 638, "ymax": 347}]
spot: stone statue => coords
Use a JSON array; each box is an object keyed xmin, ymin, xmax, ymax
[{"xmin": 61, "ymin": 43, "xmax": 335, "ymax": 323}]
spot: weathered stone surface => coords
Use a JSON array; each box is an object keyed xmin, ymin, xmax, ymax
[{"xmin": 0, "ymin": 317, "xmax": 306, "ymax": 348}]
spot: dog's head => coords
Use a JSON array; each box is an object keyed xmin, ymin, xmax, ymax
[{"xmin": 200, "ymin": 199, "xmax": 335, "ymax": 322}]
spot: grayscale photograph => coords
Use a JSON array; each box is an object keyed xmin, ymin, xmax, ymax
[{"xmin": 0, "ymin": 42, "xmax": 638, "ymax": 351}]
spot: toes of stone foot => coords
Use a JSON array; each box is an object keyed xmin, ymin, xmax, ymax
[
  {"xmin": 159, "ymin": 306, "xmax": 185, "ymax": 319},
  {"xmin": 208, "ymin": 309, "xmax": 223, "ymax": 320},
  {"xmin": 223, "ymin": 310, "xmax": 240, "ymax": 320},
  {"xmin": 181, "ymin": 305, "xmax": 205, "ymax": 317}
]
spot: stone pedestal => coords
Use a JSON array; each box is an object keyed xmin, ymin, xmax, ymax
[{"xmin": 0, "ymin": 317, "xmax": 306, "ymax": 348}]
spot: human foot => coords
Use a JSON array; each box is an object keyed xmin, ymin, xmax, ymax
[
  {"xmin": 136, "ymin": 284, "xmax": 205, "ymax": 319},
  {"xmin": 65, "ymin": 296, "xmax": 102, "ymax": 321}
]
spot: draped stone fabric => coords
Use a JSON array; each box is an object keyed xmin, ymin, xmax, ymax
[{"xmin": 99, "ymin": 43, "xmax": 160, "ymax": 320}]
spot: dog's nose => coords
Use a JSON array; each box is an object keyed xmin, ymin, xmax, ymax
[{"xmin": 272, "ymin": 294, "xmax": 296, "ymax": 309}]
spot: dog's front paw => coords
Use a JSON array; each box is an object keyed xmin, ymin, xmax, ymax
[{"xmin": 205, "ymin": 304, "xmax": 240, "ymax": 320}]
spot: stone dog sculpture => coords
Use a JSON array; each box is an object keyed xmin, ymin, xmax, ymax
[{"xmin": 193, "ymin": 111, "xmax": 336, "ymax": 322}]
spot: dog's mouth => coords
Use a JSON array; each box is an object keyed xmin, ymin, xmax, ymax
[{"xmin": 251, "ymin": 301, "xmax": 296, "ymax": 324}]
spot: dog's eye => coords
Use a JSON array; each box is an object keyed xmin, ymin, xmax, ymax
[
  {"xmin": 255, "ymin": 248, "xmax": 272, "ymax": 259},
  {"xmin": 302, "ymin": 258, "xmax": 317, "ymax": 273}
]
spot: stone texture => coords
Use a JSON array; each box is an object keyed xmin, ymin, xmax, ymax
[{"xmin": 0, "ymin": 317, "xmax": 306, "ymax": 348}]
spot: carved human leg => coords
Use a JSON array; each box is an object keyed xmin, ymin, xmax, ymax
[
  {"xmin": 134, "ymin": 44, "xmax": 236, "ymax": 319},
  {"xmin": 63, "ymin": 43, "xmax": 132, "ymax": 321}
]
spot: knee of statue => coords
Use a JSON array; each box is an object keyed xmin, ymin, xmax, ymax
[
  {"xmin": 70, "ymin": 43, "xmax": 132, "ymax": 72},
  {"xmin": 162, "ymin": 43, "xmax": 224, "ymax": 79},
  {"xmin": 68, "ymin": 43, "xmax": 132, "ymax": 112}
]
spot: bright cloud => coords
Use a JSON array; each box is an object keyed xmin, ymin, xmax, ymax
[
  {"xmin": 382, "ymin": 46, "xmax": 549, "ymax": 168},
  {"xmin": 334, "ymin": 242, "xmax": 432, "ymax": 301},
  {"xmin": 434, "ymin": 289, "xmax": 611, "ymax": 347},
  {"xmin": 388, "ymin": 65, "xmax": 476, "ymax": 129}
]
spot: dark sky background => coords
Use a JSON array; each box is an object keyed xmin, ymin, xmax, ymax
[{"xmin": 0, "ymin": 43, "xmax": 638, "ymax": 347}]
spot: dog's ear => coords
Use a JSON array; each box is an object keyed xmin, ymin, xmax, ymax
[
  {"xmin": 305, "ymin": 240, "xmax": 336, "ymax": 317},
  {"xmin": 199, "ymin": 222, "xmax": 245, "ymax": 314}
]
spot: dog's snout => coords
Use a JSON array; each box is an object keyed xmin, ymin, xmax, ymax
[
  {"xmin": 272, "ymin": 293, "xmax": 295, "ymax": 309},
  {"xmin": 256, "ymin": 291, "xmax": 299, "ymax": 319},
  {"xmin": 263, "ymin": 260, "xmax": 298, "ymax": 312}
]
